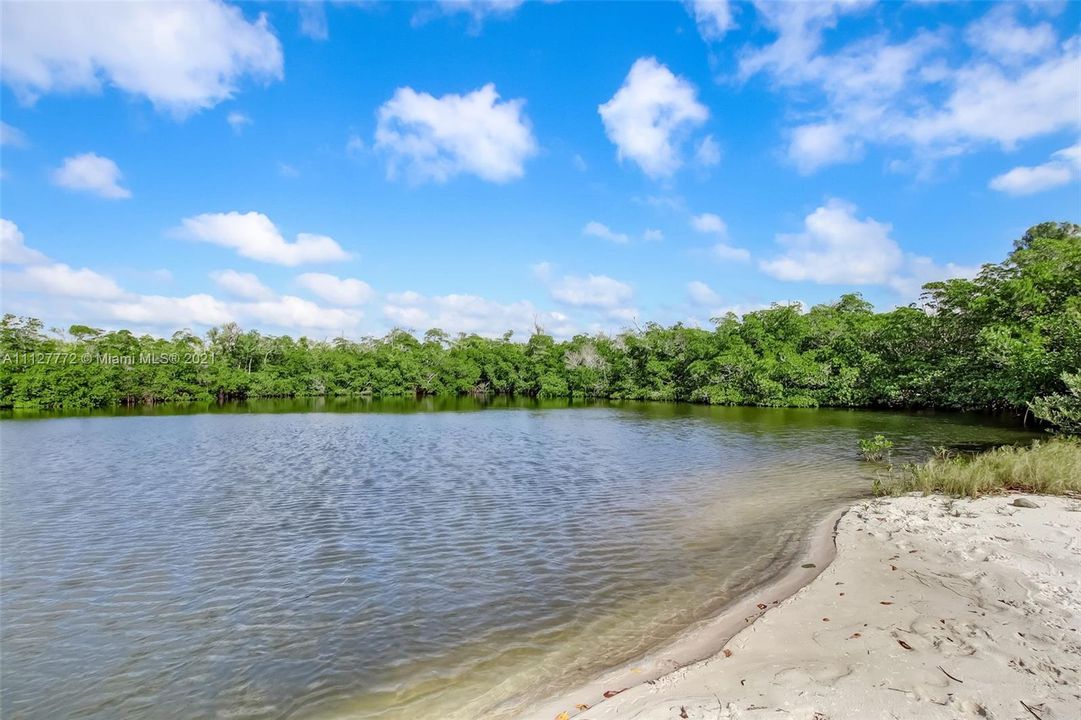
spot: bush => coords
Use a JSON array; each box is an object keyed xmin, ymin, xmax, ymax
[
  {"xmin": 859, "ymin": 434, "xmax": 894, "ymax": 462},
  {"xmin": 1029, "ymin": 372, "xmax": 1081, "ymax": 435}
]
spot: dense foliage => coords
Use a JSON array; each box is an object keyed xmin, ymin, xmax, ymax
[{"xmin": 2, "ymin": 222, "xmax": 1078, "ymax": 421}]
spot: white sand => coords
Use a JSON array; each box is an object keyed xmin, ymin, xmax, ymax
[{"xmin": 527, "ymin": 495, "xmax": 1081, "ymax": 720}]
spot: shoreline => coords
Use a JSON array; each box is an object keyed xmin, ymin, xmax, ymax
[
  {"xmin": 517, "ymin": 505, "xmax": 851, "ymax": 720},
  {"xmin": 523, "ymin": 494, "xmax": 1081, "ymax": 720}
]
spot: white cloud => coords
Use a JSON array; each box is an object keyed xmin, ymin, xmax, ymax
[
  {"xmin": 238, "ymin": 295, "xmax": 361, "ymax": 331},
  {"xmin": 1, "ymin": 122, "xmax": 27, "ymax": 148},
  {"xmin": 965, "ymin": 5, "xmax": 1057, "ymax": 66},
  {"xmin": 760, "ymin": 199, "xmax": 902, "ymax": 284},
  {"xmin": 691, "ymin": 212, "xmax": 728, "ymax": 236},
  {"xmin": 738, "ymin": 2, "xmax": 1081, "ymax": 173},
  {"xmin": 598, "ymin": 57, "xmax": 710, "ymax": 178},
  {"xmin": 711, "ymin": 244, "xmax": 751, "ymax": 262},
  {"xmin": 277, "ymin": 162, "xmax": 300, "ymax": 178},
  {"xmin": 887, "ymin": 256, "xmax": 979, "ymax": 299},
  {"xmin": 903, "ymin": 44, "xmax": 1081, "ymax": 152},
  {"xmin": 10, "ymin": 262, "xmax": 124, "ymax": 300},
  {"xmin": 210, "ymin": 269, "xmax": 274, "ymax": 300},
  {"xmin": 90, "ymin": 292, "xmax": 363, "ymax": 333},
  {"xmin": 298, "ymin": 0, "xmax": 329, "ymax": 41},
  {"xmin": 692, "ymin": 212, "xmax": 750, "ymax": 261},
  {"xmin": 695, "ymin": 134, "xmax": 722, "ymax": 166},
  {"xmin": 583, "ymin": 221, "xmax": 629, "ymax": 244},
  {"xmin": 413, "ymin": 1, "xmax": 524, "ymax": 31},
  {"xmin": 177, "ymin": 211, "xmax": 351, "ymax": 266},
  {"xmin": 572, "ymin": 154, "xmax": 588, "ymax": 172},
  {"xmin": 606, "ymin": 307, "xmax": 640, "ymax": 323},
  {"xmin": 989, "ymin": 142, "xmax": 1081, "ymax": 195},
  {"xmin": 296, "ymin": 272, "xmax": 374, "ymax": 306},
  {"xmin": 687, "ymin": 1, "xmax": 736, "ymax": 42},
  {"xmin": 0, "ymin": 219, "xmax": 48, "ymax": 265},
  {"xmin": 759, "ymin": 198, "xmax": 976, "ymax": 298},
  {"xmin": 227, "ymin": 111, "xmax": 252, "ymax": 133},
  {"xmin": 382, "ymin": 290, "xmax": 572, "ymax": 338},
  {"xmin": 549, "ymin": 274, "xmax": 633, "ymax": 309},
  {"xmin": 1, "ymin": 223, "xmax": 366, "ymax": 335},
  {"xmin": 96, "ymin": 293, "xmax": 234, "ymax": 328},
  {"xmin": 51, "ymin": 153, "xmax": 131, "ymax": 199},
  {"xmin": 375, "ymin": 83, "xmax": 537, "ymax": 183},
  {"xmin": 643, "ymin": 228, "xmax": 664, "ymax": 242},
  {"xmin": 434, "ymin": 0, "xmax": 524, "ymax": 19},
  {"xmin": 788, "ymin": 122, "xmax": 862, "ymax": 174},
  {"xmin": 687, "ymin": 280, "xmax": 721, "ymax": 306},
  {"xmin": 1, "ymin": 0, "xmax": 283, "ymax": 116}
]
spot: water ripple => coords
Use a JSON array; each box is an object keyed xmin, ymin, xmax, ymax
[{"xmin": 0, "ymin": 402, "xmax": 1035, "ymax": 720}]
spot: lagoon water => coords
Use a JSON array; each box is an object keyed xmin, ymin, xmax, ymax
[{"xmin": 0, "ymin": 399, "xmax": 1038, "ymax": 719}]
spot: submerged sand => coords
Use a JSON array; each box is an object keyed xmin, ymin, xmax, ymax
[{"xmin": 526, "ymin": 494, "xmax": 1081, "ymax": 720}]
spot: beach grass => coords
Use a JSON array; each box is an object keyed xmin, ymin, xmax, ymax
[{"xmin": 874, "ymin": 437, "xmax": 1081, "ymax": 498}]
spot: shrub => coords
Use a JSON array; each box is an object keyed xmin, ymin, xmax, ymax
[{"xmin": 859, "ymin": 434, "xmax": 894, "ymax": 462}]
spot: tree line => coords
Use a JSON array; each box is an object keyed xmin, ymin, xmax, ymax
[{"xmin": 2, "ymin": 222, "xmax": 1077, "ymax": 424}]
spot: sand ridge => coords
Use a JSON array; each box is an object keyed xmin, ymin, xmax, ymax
[{"xmin": 531, "ymin": 495, "xmax": 1081, "ymax": 720}]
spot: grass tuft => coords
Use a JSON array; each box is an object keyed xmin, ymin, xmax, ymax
[{"xmin": 874, "ymin": 437, "xmax": 1081, "ymax": 498}]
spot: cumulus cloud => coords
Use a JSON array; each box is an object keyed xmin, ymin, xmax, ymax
[
  {"xmin": 687, "ymin": 1, "xmax": 736, "ymax": 41},
  {"xmin": 691, "ymin": 212, "xmax": 727, "ymax": 236},
  {"xmin": 8, "ymin": 262, "xmax": 124, "ymax": 300},
  {"xmin": 548, "ymin": 273, "xmax": 633, "ymax": 309},
  {"xmin": 788, "ymin": 122, "xmax": 862, "ymax": 174},
  {"xmin": 760, "ymin": 199, "xmax": 902, "ymax": 284},
  {"xmin": 382, "ymin": 290, "xmax": 573, "ymax": 338},
  {"xmin": 296, "ymin": 272, "xmax": 374, "ymax": 306},
  {"xmin": 583, "ymin": 221, "xmax": 630, "ymax": 244},
  {"xmin": 687, "ymin": 280, "xmax": 721, "ymax": 306},
  {"xmin": 0, "ymin": 219, "xmax": 48, "ymax": 265},
  {"xmin": 2, "ymin": 223, "xmax": 364, "ymax": 334},
  {"xmin": 177, "ymin": 211, "xmax": 351, "ymax": 266},
  {"xmin": 95, "ymin": 293, "xmax": 234, "ymax": 328},
  {"xmin": 989, "ymin": 142, "xmax": 1081, "ymax": 195},
  {"xmin": 738, "ymin": 2, "xmax": 1081, "ymax": 173},
  {"xmin": 643, "ymin": 228, "xmax": 664, "ymax": 242},
  {"xmin": 760, "ymin": 199, "xmax": 976, "ymax": 298},
  {"xmin": 599, "ymin": 57, "xmax": 710, "ymax": 178},
  {"xmin": 51, "ymin": 153, "xmax": 131, "ymax": 199},
  {"xmin": 1, "ymin": 0, "xmax": 283, "ymax": 116},
  {"xmin": 375, "ymin": 83, "xmax": 537, "ymax": 183},
  {"xmin": 210, "ymin": 269, "xmax": 274, "ymax": 300},
  {"xmin": 691, "ymin": 212, "xmax": 750, "ymax": 261},
  {"xmin": 239, "ymin": 295, "xmax": 361, "ymax": 331}
]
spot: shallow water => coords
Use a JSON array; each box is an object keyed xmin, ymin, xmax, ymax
[{"xmin": 0, "ymin": 399, "xmax": 1037, "ymax": 719}]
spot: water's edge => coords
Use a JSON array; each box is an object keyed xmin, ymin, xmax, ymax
[{"xmin": 515, "ymin": 504, "xmax": 850, "ymax": 720}]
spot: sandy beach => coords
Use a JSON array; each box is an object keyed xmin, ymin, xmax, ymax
[{"xmin": 528, "ymin": 494, "xmax": 1081, "ymax": 720}]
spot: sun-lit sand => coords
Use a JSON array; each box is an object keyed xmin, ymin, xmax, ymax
[{"xmin": 527, "ymin": 494, "xmax": 1081, "ymax": 720}]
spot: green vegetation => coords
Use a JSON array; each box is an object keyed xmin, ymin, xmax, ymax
[
  {"xmin": 872, "ymin": 438, "xmax": 1081, "ymax": 498},
  {"xmin": 1029, "ymin": 372, "xmax": 1081, "ymax": 434},
  {"xmin": 858, "ymin": 434, "xmax": 894, "ymax": 462},
  {"xmin": 2, "ymin": 221, "xmax": 1078, "ymax": 425}
]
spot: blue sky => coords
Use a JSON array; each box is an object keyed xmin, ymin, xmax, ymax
[{"xmin": 1, "ymin": 0, "xmax": 1079, "ymax": 339}]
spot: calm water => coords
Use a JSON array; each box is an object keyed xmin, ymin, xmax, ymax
[{"xmin": 0, "ymin": 399, "xmax": 1038, "ymax": 719}]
